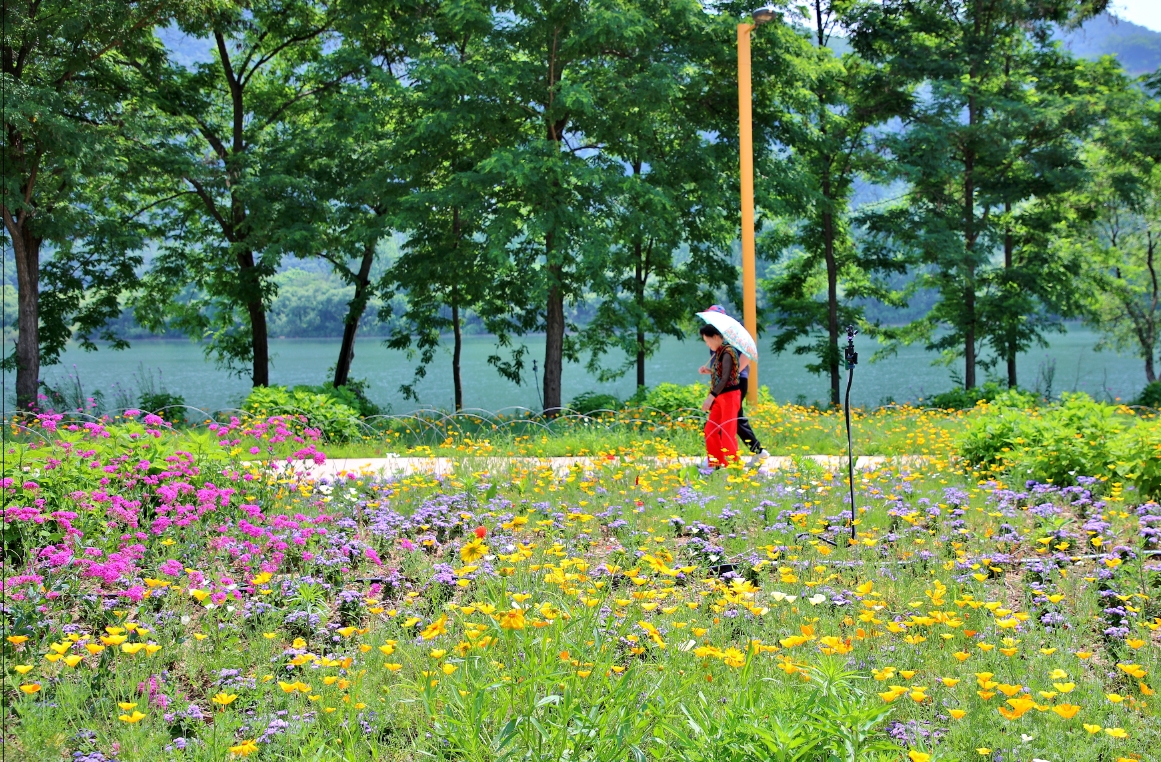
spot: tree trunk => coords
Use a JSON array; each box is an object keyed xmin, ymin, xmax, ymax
[
  {"xmin": 451, "ymin": 207, "xmax": 464, "ymax": 411},
  {"xmin": 813, "ymin": 13, "xmax": 840, "ymax": 407},
  {"xmin": 543, "ymin": 231, "xmax": 564, "ymax": 416},
  {"xmin": 1004, "ymin": 209, "xmax": 1016, "ymax": 388},
  {"xmin": 634, "ymin": 239, "xmax": 646, "ymax": 390},
  {"xmin": 963, "ymin": 134, "xmax": 977, "ymax": 389},
  {"xmin": 236, "ymin": 249, "xmax": 269, "ymax": 387},
  {"xmin": 333, "ymin": 239, "xmax": 377, "ymax": 388},
  {"xmin": 1147, "ymin": 230, "xmax": 1158, "ymax": 384},
  {"xmin": 11, "ymin": 225, "xmax": 40, "ymax": 412},
  {"xmin": 451, "ymin": 297, "xmax": 463, "ymax": 411},
  {"xmin": 822, "ymin": 202, "xmax": 840, "ymax": 407}
]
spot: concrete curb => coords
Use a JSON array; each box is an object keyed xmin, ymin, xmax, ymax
[{"xmin": 258, "ymin": 454, "xmax": 937, "ymax": 481}]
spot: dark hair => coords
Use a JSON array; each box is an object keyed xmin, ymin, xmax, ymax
[{"xmin": 699, "ymin": 324, "xmax": 722, "ymax": 338}]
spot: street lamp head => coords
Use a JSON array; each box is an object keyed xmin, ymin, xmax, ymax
[{"xmin": 751, "ymin": 5, "xmax": 778, "ymax": 26}]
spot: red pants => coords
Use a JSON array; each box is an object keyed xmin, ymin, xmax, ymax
[{"xmin": 704, "ymin": 390, "xmax": 741, "ymax": 467}]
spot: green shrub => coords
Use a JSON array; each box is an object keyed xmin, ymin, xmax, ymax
[
  {"xmin": 1135, "ymin": 380, "xmax": 1161, "ymax": 408},
  {"xmin": 960, "ymin": 392, "xmax": 1131, "ymax": 486},
  {"xmin": 293, "ymin": 380, "xmax": 382, "ymax": 418},
  {"xmin": 138, "ymin": 390, "xmax": 187, "ymax": 425},
  {"xmin": 1113, "ymin": 418, "xmax": 1161, "ymax": 499},
  {"xmin": 643, "ymin": 383, "xmax": 707, "ymax": 414},
  {"xmin": 568, "ymin": 391, "xmax": 622, "ymax": 415},
  {"xmin": 244, "ymin": 385, "xmax": 364, "ymax": 442},
  {"xmin": 930, "ymin": 381, "xmax": 1016, "ymax": 410}
]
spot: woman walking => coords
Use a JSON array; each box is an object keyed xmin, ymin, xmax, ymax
[
  {"xmin": 700, "ymin": 305, "xmax": 768, "ymax": 466},
  {"xmin": 699, "ymin": 324, "xmax": 742, "ymax": 468}
]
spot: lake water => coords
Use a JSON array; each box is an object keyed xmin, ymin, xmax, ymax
[{"xmin": 34, "ymin": 325, "xmax": 1150, "ymax": 413}]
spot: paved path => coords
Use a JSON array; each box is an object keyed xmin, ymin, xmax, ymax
[{"xmin": 266, "ymin": 454, "xmax": 933, "ymax": 481}]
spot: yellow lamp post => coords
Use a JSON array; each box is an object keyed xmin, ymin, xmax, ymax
[{"xmin": 738, "ymin": 6, "xmax": 777, "ymax": 405}]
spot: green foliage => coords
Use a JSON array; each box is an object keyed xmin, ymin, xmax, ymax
[
  {"xmin": 929, "ymin": 381, "xmax": 1032, "ymax": 410},
  {"xmin": 662, "ymin": 658, "xmax": 898, "ymax": 762},
  {"xmin": 1136, "ymin": 381, "xmax": 1161, "ymax": 408},
  {"xmin": 959, "ymin": 393, "xmax": 1138, "ymax": 488},
  {"xmin": 295, "ymin": 380, "xmax": 382, "ymax": 418},
  {"xmin": 243, "ymin": 385, "xmax": 363, "ymax": 442},
  {"xmin": 567, "ymin": 391, "xmax": 622, "ymax": 415},
  {"xmin": 642, "ymin": 383, "xmax": 707, "ymax": 414},
  {"xmin": 1113, "ymin": 418, "xmax": 1161, "ymax": 499},
  {"xmin": 138, "ymin": 390, "xmax": 188, "ymax": 425}
]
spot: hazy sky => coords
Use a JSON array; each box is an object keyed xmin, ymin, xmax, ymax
[{"xmin": 1113, "ymin": 0, "xmax": 1161, "ymax": 32}]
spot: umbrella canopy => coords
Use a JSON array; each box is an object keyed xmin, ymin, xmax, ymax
[{"xmin": 697, "ymin": 311, "xmax": 757, "ymax": 359}]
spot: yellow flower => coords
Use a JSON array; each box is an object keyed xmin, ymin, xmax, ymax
[
  {"xmin": 117, "ymin": 702, "xmax": 138, "ymax": 710},
  {"xmin": 1084, "ymin": 724, "xmax": 1102, "ymax": 734},
  {"xmin": 212, "ymin": 692, "xmax": 238, "ymax": 707},
  {"xmin": 228, "ymin": 739, "xmax": 259, "ymax": 757},
  {"xmin": 278, "ymin": 681, "xmax": 299, "ymax": 693},
  {"xmin": 420, "ymin": 614, "xmax": 449, "ymax": 640},
  {"xmin": 499, "ymin": 609, "xmax": 526, "ymax": 630},
  {"xmin": 1051, "ymin": 704, "xmax": 1080, "ymax": 719},
  {"xmin": 949, "ymin": 709, "xmax": 966, "ymax": 719},
  {"xmin": 118, "ymin": 711, "xmax": 147, "ymax": 724},
  {"xmin": 19, "ymin": 684, "xmax": 41, "ymax": 695},
  {"xmin": 460, "ymin": 538, "xmax": 488, "ymax": 563},
  {"xmin": 441, "ymin": 663, "xmax": 457, "ymax": 675},
  {"xmin": 940, "ymin": 678, "xmax": 960, "ymax": 687},
  {"xmin": 1054, "ymin": 682, "xmax": 1075, "ymax": 693},
  {"xmin": 7, "ymin": 635, "xmax": 29, "ymax": 646},
  {"xmin": 1106, "ymin": 693, "xmax": 1124, "ymax": 703},
  {"xmin": 384, "ymin": 663, "xmax": 402, "ymax": 671},
  {"xmin": 908, "ymin": 752, "xmax": 931, "ymax": 762},
  {"xmin": 976, "ymin": 749, "xmax": 991, "ymax": 756},
  {"xmin": 14, "ymin": 665, "xmax": 33, "ymax": 675},
  {"xmin": 1105, "ymin": 728, "xmax": 1128, "ymax": 739}
]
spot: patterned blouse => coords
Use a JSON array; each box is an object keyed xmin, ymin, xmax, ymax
[{"xmin": 709, "ymin": 344, "xmax": 741, "ymax": 397}]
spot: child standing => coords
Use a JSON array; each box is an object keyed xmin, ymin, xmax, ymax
[{"xmin": 699, "ymin": 324, "xmax": 742, "ymax": 467}]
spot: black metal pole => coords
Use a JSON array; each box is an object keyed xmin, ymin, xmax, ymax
[{"xmin": 843, "ymin": 326, "xmax": 858, "ymax": 542}]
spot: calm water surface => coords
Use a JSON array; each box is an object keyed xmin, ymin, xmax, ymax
[{"xmin": 36, "ymin": 326, "xmax": 1149, "ymax": 413}]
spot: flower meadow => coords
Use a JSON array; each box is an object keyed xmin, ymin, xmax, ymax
[{"xmin": 2, "ymin": 409, "xmax": 1160, "ymax": 762}]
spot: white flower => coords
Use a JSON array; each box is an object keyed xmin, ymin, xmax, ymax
[{"xmin": 809, "ymin": 594, "xmax": 827, "ymax": 605}]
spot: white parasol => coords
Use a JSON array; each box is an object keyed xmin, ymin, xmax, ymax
[{"xmin": 696, "ymin": 311, "xmax": 758, "ymax": 359}]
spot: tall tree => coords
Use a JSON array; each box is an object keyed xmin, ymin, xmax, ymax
[
  {"xmin": 1068, "ymin": 74, "xmax": 1161, "ymax": 383},
  {"xmin": 376, "ymin": 0, "xmax": 527, "ymax": 410},
  {"xmin": 473, "ymin": 0, "xmax": 627, "ymax": 415},
  {"xmin": 576, "ymin": 0, "xmax": 741, "ymax": 389},
  {"xmin": 131, "ymin": 0, "xmax": 348, "ymax": 387},
  {"xmin": 1, "ymin": 0, "xmax": 179, "ymax": 411},
  {"xmin": 850, "ymin": 0, "xmax": 1106, "ymax": 389},
  {"xmin": 763, "ymin": 0, "xmax": 908, "ymax": 405}
]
